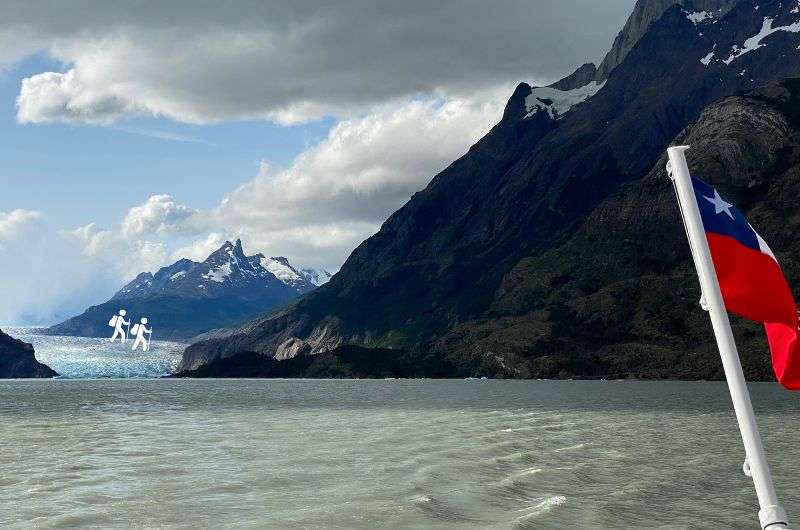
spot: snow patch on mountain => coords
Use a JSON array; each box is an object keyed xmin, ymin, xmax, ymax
[
  {"xmin": 202, "ymin": 262, "xmax": 232, "ymax": 283},
  {"xmin": 262, "ymin": 257, "xmax": 302, "ymax": 284},
  {"xmin": 723, "ymin": 16, "xmax": 800, "ymax": 64},
  {"xmin": 300, "ymin": 268, "xmax": 333, "ymax": 287},
  {"xmin": 687, "ymin": 11, "xmax": 713, "ymax": 25},
  {"xmin": 524, "ymin": 81, "xmax": 606, "ymax": 120}
]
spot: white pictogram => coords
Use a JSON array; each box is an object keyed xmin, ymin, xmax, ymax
[
  {"xmin": 131, "ymin": 317, "xmax": 153, "ymax": 352},
  {"xmin": 108, "ymin": 309, "xmax": 130, "ymax": 343}
]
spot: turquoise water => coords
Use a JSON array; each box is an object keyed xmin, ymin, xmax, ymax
[{"xmin": 1, "ymin": 379, "xmax": 798, "ymax": 528}]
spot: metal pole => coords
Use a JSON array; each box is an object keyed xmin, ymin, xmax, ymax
[{"xmin": 667, "ymin": 146, "xmax": 789, "ymax": 529}]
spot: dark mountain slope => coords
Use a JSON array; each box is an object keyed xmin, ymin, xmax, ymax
[
  {"xmin": 177, "ymin": 80, "xmax": 800, "ymax": 378},
  {"xmin": 438, "ymin": 81, "xmax": 800, "ymax": 379},
  {"xmin": 182, "ymin": 0, "xmax": 800, "ymax": 376}
]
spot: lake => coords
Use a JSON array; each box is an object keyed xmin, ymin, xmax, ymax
[{"xmin": 1, "ymin": 378, "xmax": 798, "ymax": 528}]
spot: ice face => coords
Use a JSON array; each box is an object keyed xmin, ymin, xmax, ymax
[{"xmin": 9, "ymin": 328, "xmax": 184, "ymax": 378}]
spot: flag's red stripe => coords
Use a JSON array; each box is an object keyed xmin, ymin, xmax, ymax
[{"xmin": 707, "ymin": 233, "xmax": 800, "ymax": 389}]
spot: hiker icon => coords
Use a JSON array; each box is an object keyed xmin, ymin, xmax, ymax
[
  {"xmin": 131, "ymin": 317, "xmax": 153, "ymax": 352},
  {"xmin": 108, "ymin": 309, "xmax": 130, "ymax": 343}
]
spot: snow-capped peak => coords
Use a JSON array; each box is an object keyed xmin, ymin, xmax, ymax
[
  {"xmin": 113, "ymin": 240, "xmax": 327, "ymax": 300},
  {"xmin": 300, "ymin": 268, "xmax": 333, "ymax": 287},
  {"xmin": 261, "ymin": 256, "xmax": 303, "ymax": 284},
  {"xmin": 257, "ymin": 256, "xmax": 331, "ymax": 291}
]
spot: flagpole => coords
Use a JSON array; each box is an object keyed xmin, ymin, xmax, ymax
[{"xmin": 667, "ymin": 146, "xmax": 789, "ymax": 529}]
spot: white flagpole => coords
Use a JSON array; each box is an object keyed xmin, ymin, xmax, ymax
[{"xmin": 667, "ymin": 146, "xmax": 789, "ymax": 529}]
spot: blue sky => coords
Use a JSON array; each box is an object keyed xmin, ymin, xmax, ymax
[
  {"xmin": 0, "ymin": 0, "xmax": 634, "ymax": 324},
  {"xmin": 2, "ymin": 54, "xmax": 333, "ymax": 229}
]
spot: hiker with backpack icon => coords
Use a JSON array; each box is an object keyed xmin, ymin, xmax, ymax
[
  {"xmin": 131, "ymin": 317, "xmax": 153, "ymax": 352},
  {"xmin": 109, "ymin": 309, "xmax": 130, "ymax": 343}
]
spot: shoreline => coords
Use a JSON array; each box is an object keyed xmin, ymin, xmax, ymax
[{"xmin": 0, "ymin": 376, "xmax": 777, "ymax": 383}]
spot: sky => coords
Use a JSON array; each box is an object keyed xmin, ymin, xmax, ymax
[{"xmin": 0, "ymin": 0, "xmax": 635, "ymax": 325}]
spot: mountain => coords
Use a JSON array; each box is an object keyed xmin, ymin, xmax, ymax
[
  {"xmin": 46, "ymin": 240, "xmax": 328, "ymax": 340},
  {"xmin": 595, "ymin": 0, "xmax": 741, "ymax": 80},
  {"xmin": 180, "ymin": 0, "xmax": 800, "ymax": 378},
  {"xmin": 259, "ymin": 256, "xmax": 333, "ymax": 291},
  {"xmin": 114, "ymin": 240, "xmax": 321, "ymax": 300},
  {"xmin": 298, "ymin": 267, "xmax": 334, "ymax": 287},
  {"xmin": 0, "ymin": 329, "xmax": 57, "ymax": 378}
]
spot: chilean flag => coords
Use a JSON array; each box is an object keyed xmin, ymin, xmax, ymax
[{"xmin": 693, "ymin": 177, "xmax": 800, "ymax": 389}]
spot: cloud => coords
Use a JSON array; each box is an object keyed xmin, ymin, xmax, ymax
[
  {"xmin": 0, "ymin": 207, "xmax": 177, "ymax": 324},
  {"xmin": 69, "ymin": 222, "xmax": 167, "ymax": 277},
  {"xmin": 121, "ymin": 194, "xmax": 198, "ymax": 239},
  {"xmin": 5, "ymin": 0, "xmax": 635, "ymax": 125},
  {"xmin": 113, "ymin": 125, "xmax": 209, "ymax": 144},
  {"xmin": 0, "ymin": 209, "xmax": 45, "ymax": 246},
  {"xmin": 16, "ymin": 69, "xmax": 132, "ymax": 124},
  {"xmin": 0, "ymin": 193, "xmax": 210, "ymax": 323},
  {"xmin": 207, "ymin": 86, "xmax": 510, "ymax": 267},
  {"xmin": 0, "ymin": 214, "xmax": 120, "ymax": 325},
  {"xmin": 69, "ymin": 222, "xmax": 115, "ymax": 255},
  {"xmin": 170, "ymin": 233, "xmax": 226, "ymax": 262}
]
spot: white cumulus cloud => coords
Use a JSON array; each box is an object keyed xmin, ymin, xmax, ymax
[
  {"xmin": 121, "ymin": 194, "xmax": 198, "ymax": 239},
  {"xmin": 0, "ymin": 209, "xmax": 45, "ymax": 246},
  {"xmin": 16, "ymin": 69, "xmax": 132, "ymax": 124},
  {"xmin": 209, "ymin": 87, "xmax": 511, "ymax": 267}
]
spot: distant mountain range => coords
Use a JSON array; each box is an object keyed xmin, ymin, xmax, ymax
[
  {"xmin": 179, "ymin": 0, "xmax": 800, "ymax": 379},
  {"xmin": 46, "ymin": 239, "xmax": 332, "ymax": 340}
]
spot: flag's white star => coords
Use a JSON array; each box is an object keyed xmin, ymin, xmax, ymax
[{"xmin": 704, "ymin": 189, "xmax": 734, "ymax": 219}]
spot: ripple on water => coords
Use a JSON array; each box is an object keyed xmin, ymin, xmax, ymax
[
  {"xmin": 411, "ymin": 494, "xmax": 486, "ymax": 525},
  {"xmin": 0, "ymin": 379, "xmax": 798, "ymax": 528},
  {"xmin": 511, "ymin": 495, "xmax": 568, "ymax": 528},
  {"xmin": 554, "ymin": 443, "xmax": 589, "ymax": 452}
]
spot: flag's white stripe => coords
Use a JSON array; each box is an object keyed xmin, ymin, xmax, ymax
[{"xmin": 754, "ymin": 227, "xmax": 778, "ymax": 262}]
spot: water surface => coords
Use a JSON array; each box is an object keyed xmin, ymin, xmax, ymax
[{"xmin": 1, "ymin": 379, "xmax": 798, "ymax": 529}]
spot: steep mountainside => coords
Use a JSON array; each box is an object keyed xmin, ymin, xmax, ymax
[
  {"xmin": 182, "ymin": 0, "xmax": 800, "ymax": 378},
  {"xmin": 0, "ymin": 329, "xmax": 57, "ymax": 378},
  {"xmin": 46, "ymin": 240, "xmax": 326, "ymax": 340},
  {"xmin": 595, "ymin": 0, "xmax": 742, "ymax": 79}
]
